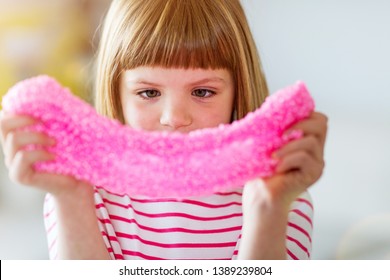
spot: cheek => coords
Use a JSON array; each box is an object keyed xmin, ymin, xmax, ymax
[
  {"xmin": 211, "ymin": 97, "xmax": 234, "ymax": 125},
  {"xmin": 122, "ymin": 102, "xmax": 156, "ymax": 130},
  {"xmin": 197, "ymin": 105, "xmax": 233, "ymax": 128}
]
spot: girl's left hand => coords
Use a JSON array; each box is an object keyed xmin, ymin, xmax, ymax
[
  {"xmin": 266, "ymin": 111, "xmax": 328, "ymax": 204},
  {"xmin": 244, "ymin": 112, "xmax": 328, "ymax": 206},
  {"xmin": 238, "ymin": 112, "xmax": 327, "ymax": 259}
]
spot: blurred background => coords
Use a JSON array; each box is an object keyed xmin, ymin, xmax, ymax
[{"xmin": 1, "ymin": 0, "xmax": 389, "ymax": 259}]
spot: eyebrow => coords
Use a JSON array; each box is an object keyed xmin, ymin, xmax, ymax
[
  {"xmin": 129, "ymin": 79, "xmax": 161, "ymax": 87},
  {"xmin": 188, "ymin": 77, "xmax": 228, "ymax": 87},
  {"xmin": 128, "ymin": 77, "xmax": 228, "ymax": 87}
]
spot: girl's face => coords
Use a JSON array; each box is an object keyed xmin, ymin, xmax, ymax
[{"xmin": 119, "ymin": 67, "xmax": 235, "ymax": 133}]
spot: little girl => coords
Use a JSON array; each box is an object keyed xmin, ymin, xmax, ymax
[{"xmin": 0, "ymin": 0, "xmax": 327, "ymax": 260}]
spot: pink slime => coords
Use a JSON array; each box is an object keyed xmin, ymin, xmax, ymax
[{"xmin": 2, "ymin": 76, "xmax": 314, "ymax": 197}]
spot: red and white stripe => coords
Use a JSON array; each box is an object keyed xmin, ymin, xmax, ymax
[{"xmin": 44, "ymin": 187, "xmax": 313, "ymax": 260}]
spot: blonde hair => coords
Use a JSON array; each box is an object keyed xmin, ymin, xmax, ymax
[{"xmin": 95, "ymin": 0, "xmax": 268, "ymax": 123}]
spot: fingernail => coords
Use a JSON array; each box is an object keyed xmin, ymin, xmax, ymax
[
  {"xmin": 272, "ymin": 152, "xmax": 279, "ymax": 159},
  {"xmin": 283, "ymin": 129, "xmax": 291, "ymax": 135},
  {"xmin": 283, "ymin": 129, "xmax": 303, "ymax": 141}
]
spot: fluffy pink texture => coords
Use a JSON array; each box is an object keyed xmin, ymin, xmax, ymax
[{"xmin": 2, "ymin": 76, "xmax": 314, "ymax": 197}]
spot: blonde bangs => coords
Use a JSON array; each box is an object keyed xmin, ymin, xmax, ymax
[{"xmin": 118, "ymin": 0, "xmax": 237, "ymax": 71}]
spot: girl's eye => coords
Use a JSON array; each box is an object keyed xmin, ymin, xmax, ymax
[
  {"xmin": 192, "ymin": 89, "xmax": 215, "ymax": 98},
  {"xmin": 137, "ymin": 90, "xmax": 161, "ymax": 99}
]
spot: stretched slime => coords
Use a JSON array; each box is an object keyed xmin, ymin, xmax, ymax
[{"xmin": 2, "ymin": 76, "xmax": 314, "ymax": 197}]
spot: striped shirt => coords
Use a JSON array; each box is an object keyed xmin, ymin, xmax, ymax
[{"xmin": 44, "ymin": 186, "xmax": 313, "ymax": 260}]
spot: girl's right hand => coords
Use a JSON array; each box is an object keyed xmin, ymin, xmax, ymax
[
  {"xmin": 1, "ymin": 111, "xmax": 110, "ymax": 259},
  {"xmin": 0, "ymin": 111, "xmax": 90, "ymax": 197}
]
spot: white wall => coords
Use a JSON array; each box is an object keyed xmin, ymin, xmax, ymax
[
  {"xmin": 0, "ymin": 167, "xmax": 48, "ymax": 259},
  {"xmin": 243, "ymin": 0, "xmax": 390, "ymax": 259}
]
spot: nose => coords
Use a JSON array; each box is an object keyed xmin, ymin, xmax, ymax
[{"xmin": 160, "ymin": 99, "xmax": 192, "ymax": 131}]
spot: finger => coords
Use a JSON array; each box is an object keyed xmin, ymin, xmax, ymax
[
  {"xmin": 275, "ymin": 152, "xmax": 324, "ymax": 187},
  {"xmin": 275, "ymin": 150, "xmax": 322, "ymax": 174},
  {"xmin": 274, "ymin": 135, "xmax": 323, "ymax": 162},
  {"xmin": 285, "ymin": 112, "xmax": 328, "ymax": 143},
  {"xmin": 3, "ymin": 131, "xmax": 56, "ymax": 166},
  {"xmin": 0, "ymin": 113, "xmax": 39, "ymax": 145},
  {"xmin": 8, "ymin": 149, "xmax": 55, "ymax": 186}
]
